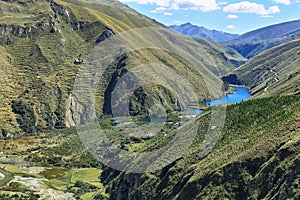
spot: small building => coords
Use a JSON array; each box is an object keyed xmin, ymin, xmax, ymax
[{"xmin": 74, "ymin": 59, "xmax": 83, "ymax": 64}]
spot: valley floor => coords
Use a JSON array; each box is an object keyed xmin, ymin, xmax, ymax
[{"xmin": 0, "ymin": 95, "xmax": 299, "ymax": 200}]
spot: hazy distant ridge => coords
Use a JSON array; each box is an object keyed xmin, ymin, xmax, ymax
[
  {"xmin": 169, "ymin": 22, "xmax": 239, "ymax": 43},
  {"xmin": 223, "ymin": 19, "xmax": 300, "ymax": 58}
]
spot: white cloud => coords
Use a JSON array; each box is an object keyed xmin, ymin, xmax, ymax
[
  {"xmin": 120, "ymin": 0, "xmax": 170, "ymax": 7},
  {"xmin": 227, "ymin": 14, "xmax": 238, "ymax": 19},
  {"xmin": 273, "ymin": 0, "xmax": 291, "ymax": 5},
  {"xmin": 227, "ymin": 24, "xmax": 236, "ymax": 29},
  {"xmin": 173, "ymin": 20, "xmax": 181, "ymax": 24},
  {"xmin": 120, "ymin": 0, "xmax": 220, "ymax": 12},
  {"xmin": 150, "ymin": 7, "xmax": 167, "ymax": 13},
  {"xmin": 163, "ymin": 12, "xmax": 173, "ymax": 16},
  {"xmin": 223, "ymin": 1, "xmax": 280, "ymax": 16},
  {"xmin": 218, "ymin": 1, "xmax": 228, "ymax": 5},
  {"xmin": 261, "ymin": 15, "xmax": 274, "ymax": 18}
]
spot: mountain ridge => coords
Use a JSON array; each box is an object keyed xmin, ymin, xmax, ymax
[
  {"xmin": 170, "ymin": 20, "xmax": 300, "ymax": 59},
  {"xmin": 223, "ymin": 19, "xmax": 300, "ymax": 58},
  {"xmin": 169, "ymin": 22, "xmax": 239, "ymax": 43},
  {"xmin": 222, "ymin": 37, "xmax": 300, "ymax": 97},
  {"xmin": 0, "ymin": 0, "xmax": 233, "ymax": 136},
  {"xmin": 224, "ymin": 19, "xmax": 300, "ymax": 44},
  {"xmin": 100, "ymin": 95, "xmax": 300, "ymax": 200},
  {"xmin": 0, "ymin": 0, "xmax": 299, "ymax": 199}
]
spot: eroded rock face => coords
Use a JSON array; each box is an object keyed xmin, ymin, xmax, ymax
[
  {"xmin": 65, "ymin": 94, "xmax": 97, "ymax": 127},
  {"xmin": 222, "ymin": 74, "xmax": 242, "ymax": 85},
  {"xmin": 65, "ymin": 98, "xmax": 75, "ymax": 128},
  {"xmin": 1, "ymin": 0, "xmax": 35, "ymax": 5},
  {"xmin": 96, "ymin": 27, "xmax": 115, "ymax": 44},
  {"xmin": 49, "ymin": 0, "xmax": 68, "ymax": 16},
  {"xmin": 0, "ymin": 24, "xmax": 35, "ymax": 37},
  {"xmin": 0, "ymin": 24, "xmax": 37, "ymax": 46},
  {"xmin": 49, "ymin": 0, "xmax": 87, "ymax": 32}
]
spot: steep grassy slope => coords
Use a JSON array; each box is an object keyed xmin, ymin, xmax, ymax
[
  {"xmin": 0, "ymin": 0, "xmax": 234, "ymax": 136},
  {"xmin": 1, "ymin": 95, "xmax": 299, "ymax": 199},
  {"xmin": 1, "ymin": 1, "xmax": 299, "ymax": 200},
  {"xmin": 100, "ymin": 95, "xmax": 300, "ymax": 200},
  {"xmin": 0, "ymin": 0, "xmax": 136, "ymax": 135},
  {"xmin": 192, "ymin": 36, "xmax": 247, "ymax": 68},
  {"xmin": 223, "ymin": 38, "xmax": 300, "ymax": 97},
  {"xmin": 223, "ymin": 19, "xmax": 300, "ymax": 58}
]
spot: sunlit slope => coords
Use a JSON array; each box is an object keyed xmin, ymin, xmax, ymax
[
  {"xmin": 100, "ymin": 95, "xmax": 300, "ymax": 199},
  {"xmin": 0, "ymin": 0, "xmax": 233, "ymax": 136},
  {"xmin": 223, "ymin": 38, "xmax": 300, "ymax": 97},
  {"xmin": 192, "ymin": 36, "xmax": 247, "ymax": 68}
]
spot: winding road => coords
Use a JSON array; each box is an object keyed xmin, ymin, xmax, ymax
[{"xmin": 264, "ymin": 69, "xmax": 280, "ymax": 92}]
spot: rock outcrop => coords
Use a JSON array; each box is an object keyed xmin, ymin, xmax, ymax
[{"xmin": 96, "ymin": 27, "xmax": 115, "ymax": 44}]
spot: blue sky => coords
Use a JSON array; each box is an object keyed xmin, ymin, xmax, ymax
[{"xmin": 119, "ymin": 0, "xmax": 300, "ymax": 34}]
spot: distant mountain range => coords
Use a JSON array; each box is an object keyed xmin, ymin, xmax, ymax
[
  {"xmin": 170, "ymin": 20, "xmax": 300, "ymax": 59},
  {"xmin": 1, "ymin": 1, "xmax": 300, "ymax": 200},
  {"xmin": 169, "ymin": 22, "xmax": 239, "ymax": 43},
  {"xmin": 223, "ymin": 19, "xmax": 300, "ymax": 58}
]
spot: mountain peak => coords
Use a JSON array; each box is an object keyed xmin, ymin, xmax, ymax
[
  {"xmin": 182, "ymin": 22, "xmax": 192, "ymax": 26},
  {"xmin": 169, "ymin": 22, "xmax": 239, "ymax": 43},
  {"xmin": 179, "ymin": 22, "xmax": 204, "ymax": 29}
]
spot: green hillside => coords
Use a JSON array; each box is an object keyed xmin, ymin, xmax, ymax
[
  {"xmin": 192, "ymin": 36, "xmax": 247, "ymax": 68},
  {"xmin": 223, "ymin": 38, "xmax": 300, "ymax": 97},
  {"xmin": 98, "ymin": 95, "xmax": 300, "ymax": 200},
  {"xmin": 1, "ymin": 93, "xmax": 299, "ymax": 199},
  {"xmin": 0, "ymin": 0, "xmax": 299, "ymax": 200},
  {"xmin": 0, "ymin": 0, "xmax": 234, "ymax": 136}
]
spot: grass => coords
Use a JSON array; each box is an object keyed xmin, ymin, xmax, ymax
[
  {"xmin": 100, "ymin": 95, "xmax": 300, "ymax": 199},
  {"xmin": 70, "ymin": 168, "xmax": 109, "ymax": 199},
  {"xmin": 0, "ymin": 168, "xmax": 14, "ymax": 188},
  {"xmin": 47, "ymin": 178, "xmax": 67, "ymax": 190},
  {"xmin": 2, "ymin": 0, "xmax": 299, "ymax": 198},
  {"xmin": 2, "ymin": 181, "xmax": 30, "ymax": 193},
  {"xmin": 39, "ymin": 167, "xmax": 67, "ymax": 180},
  {"xmin": 226, "ymin": 38, "xmax": 300, "ymax": 97},
  {"xmin": 0, "ymin": 95, "xmax": 299, "ymax": 199},
  {"xmin": 0, "ymin": 163, "xmax": 106, "ymax": 199},
  {"xmin": 71, "ymin": 168, "xmax": 102, "ymax": 183},
  {"xmin": 0, "ymin": 0, "xmax": 235, "ymax": 135},
  {"xmin": 0, "ymin": 127, "xmax": 107, "ymax": 198},
  {"xmin": 80, "ymin": 191, "xmax": 98, "ymax": 200}
]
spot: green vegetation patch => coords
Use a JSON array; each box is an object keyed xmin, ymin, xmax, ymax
[
  {"xmin": 39, "ymin": 167, "xmax": 67, "ymax": 180},
  {"xmin": 71, "ymin": 168, "xmax": 102, "ymax": 183},
  {"xmin": 100, "ymin": 95, "xmax": 300, "ymax": 199}
]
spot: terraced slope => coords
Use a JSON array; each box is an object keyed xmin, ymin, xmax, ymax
[
  {"xmin": 0, "ymin": 0, "xmax": 234, "ymax": 136},
  {"xmin": 223, "ymin": 38, "xmax": 300, "ymax": 97},
  {"xmin": 1, "ymin": 1, "xmax": 299, "ymax": 200}
]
